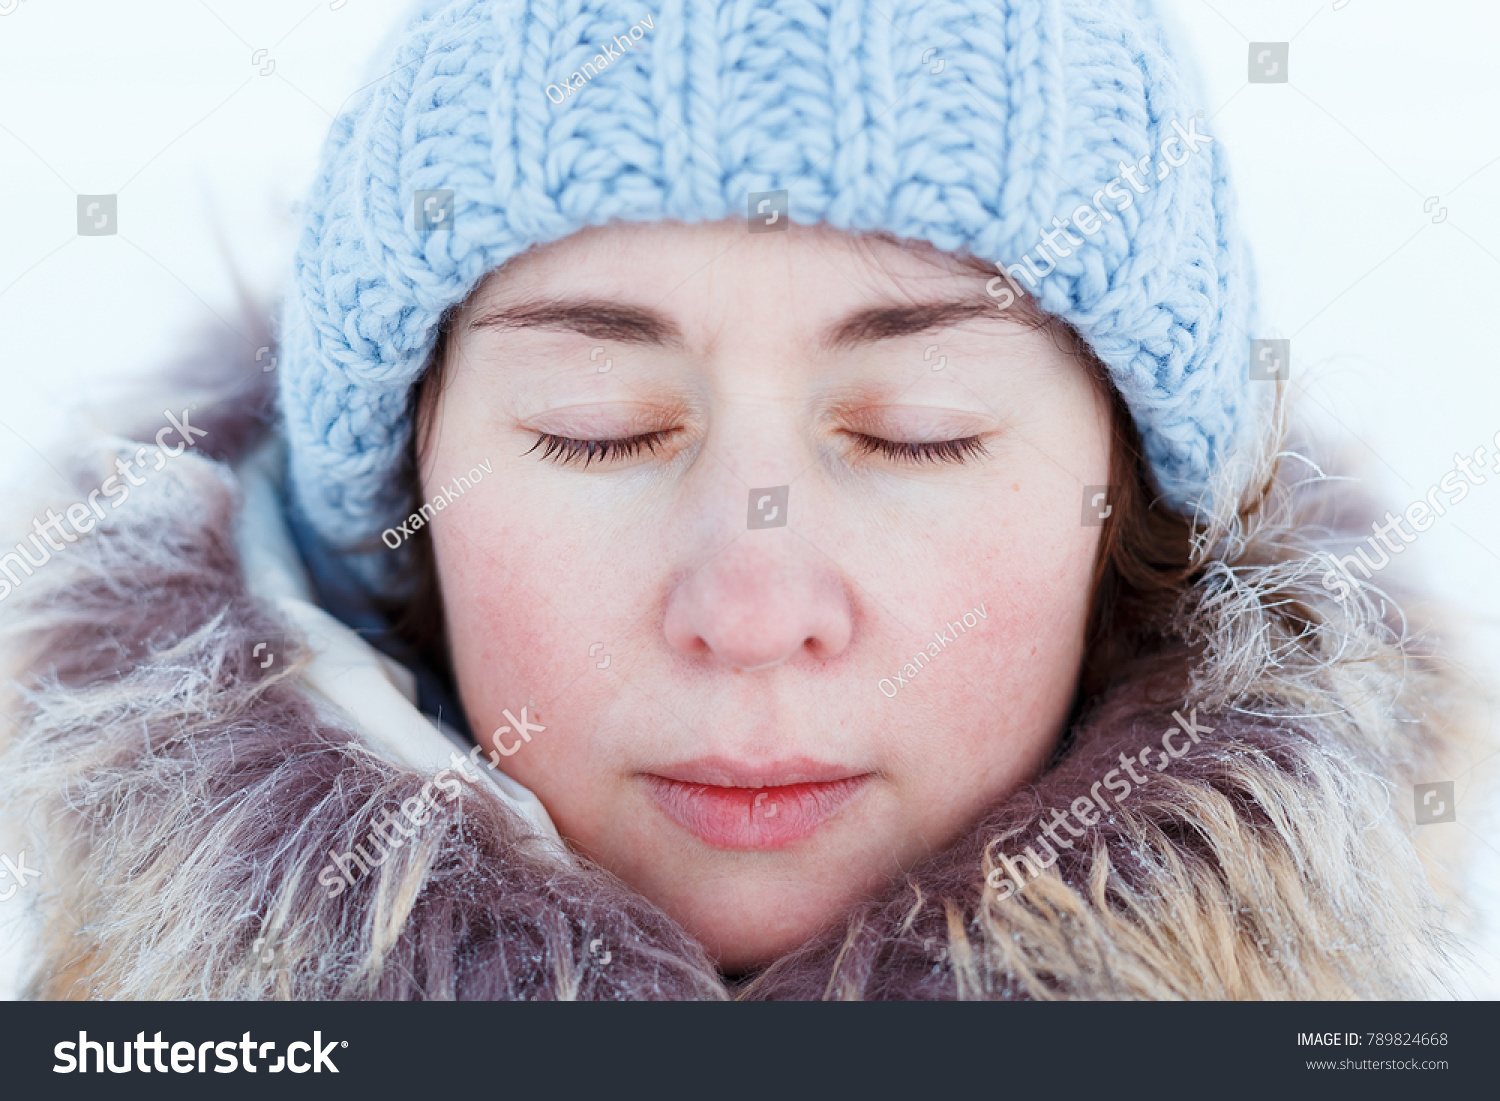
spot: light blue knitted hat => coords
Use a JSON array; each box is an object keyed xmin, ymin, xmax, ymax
[{"xmin": 279, "ymin": 0, "xmax": 1256, "ymax": 571}]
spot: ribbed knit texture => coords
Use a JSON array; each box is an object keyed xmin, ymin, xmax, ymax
[{"xmin": 279, "ymin": 0, "xmax": 1257, "ymax": 571}]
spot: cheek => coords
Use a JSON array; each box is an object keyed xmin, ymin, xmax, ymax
[
  {"xmin": 433, "ymin": 521, "xmax": 556, "ymax": 692},
  {"xmin": 972, "ymin": 497, "xmax": 1101, "ymax": 686},
  {"xmin": 427, "ymin": 495, "xmax": 660, "ymax": 795},
  {"xmin": 870, "ymin": 495, "xmax": 1100, "ymax": 827}
]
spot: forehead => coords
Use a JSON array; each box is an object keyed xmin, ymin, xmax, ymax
[{"xmin": 458, "ymin": 219, "xmax": 1053, "ymax": 331}]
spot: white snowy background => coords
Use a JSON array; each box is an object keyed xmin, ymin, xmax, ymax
[{"xmin": 0, "ymin": 0, "xmax": 1496, "ymax": 997}]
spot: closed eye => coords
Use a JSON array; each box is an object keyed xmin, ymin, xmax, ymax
[
  {"xmin": 848, "ymin": 433, "xmax": 988, "ymax": 465},
  {"xmin": 525, "ymin": 428, "xmax": 988, "ymax": 468},
  {"xmin": 526, "ymin": 430, "xmax": 675, "ymax": 467}
]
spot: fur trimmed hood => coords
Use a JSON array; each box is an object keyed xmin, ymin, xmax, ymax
[{"xmin": 0, "ymin": 340, "xmax": 1479, "ymax": 1000}]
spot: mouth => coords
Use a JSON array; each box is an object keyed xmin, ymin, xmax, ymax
[{"xmin": 643, "ymin": 757, "xmax": 872, "ymax": 850}]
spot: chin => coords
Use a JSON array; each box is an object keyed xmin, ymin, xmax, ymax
[
  {"xmin": 631, "ymin": 859, "xmax": 884, "ymax": 973},
  {"xmin": 675, "ymin": 890, "xmax": 843, "ymax": 972}
]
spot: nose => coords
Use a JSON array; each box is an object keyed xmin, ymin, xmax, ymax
[{"xmin": 662, "ymin": 538, "xmax": 854, "ymax": 671}]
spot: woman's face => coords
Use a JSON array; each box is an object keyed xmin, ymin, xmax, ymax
[{"xmin": 421, "ymin": 220, "xmax": 1111, "ymax": 969}]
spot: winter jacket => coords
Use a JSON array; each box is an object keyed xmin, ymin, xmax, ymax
[{"xmin": 0, "ymin": 333, "xmax": 1477, "ymax": 1000}]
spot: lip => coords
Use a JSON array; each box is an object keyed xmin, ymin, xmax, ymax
[{"xmin": 644, "ymin": 758, "xmax": 871, "ymax": 850}]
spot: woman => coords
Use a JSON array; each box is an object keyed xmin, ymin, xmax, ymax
[{"xmin": 0, "ymin": 0, "xmax": 1475, "ymax": 999}]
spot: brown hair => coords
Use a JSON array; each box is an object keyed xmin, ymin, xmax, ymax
[{"xmin": 380, "ymin": 261, "xmax": 1200, "ymax": 711}]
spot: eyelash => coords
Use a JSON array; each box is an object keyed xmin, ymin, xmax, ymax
[
  {"xmin": 848, "ymin": 433, "xmax": 989, "ymax": 465},
  {"xmin": 526, "ymin": 430, "xmax": 673, "ymax": 467},
  {"xmin": 528, "ymin": 428, "xmax": 989, "ymax": 468}
]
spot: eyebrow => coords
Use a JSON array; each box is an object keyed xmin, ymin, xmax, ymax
[
  {"xmin": 820, "ymin": 299, "xmax": 1002, "ymax": 352},
  {"xmin": 468, "ymin": 300, "xmax": 686, "ymax": 346},
  {"xmin": 466, "ymin": 296, "xmax": 1003, "ymax": 351}
]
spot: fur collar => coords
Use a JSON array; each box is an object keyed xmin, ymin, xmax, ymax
[{"xmin": 0, "ymin": 345, "xmax": 1472, "ymax": 1000}]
